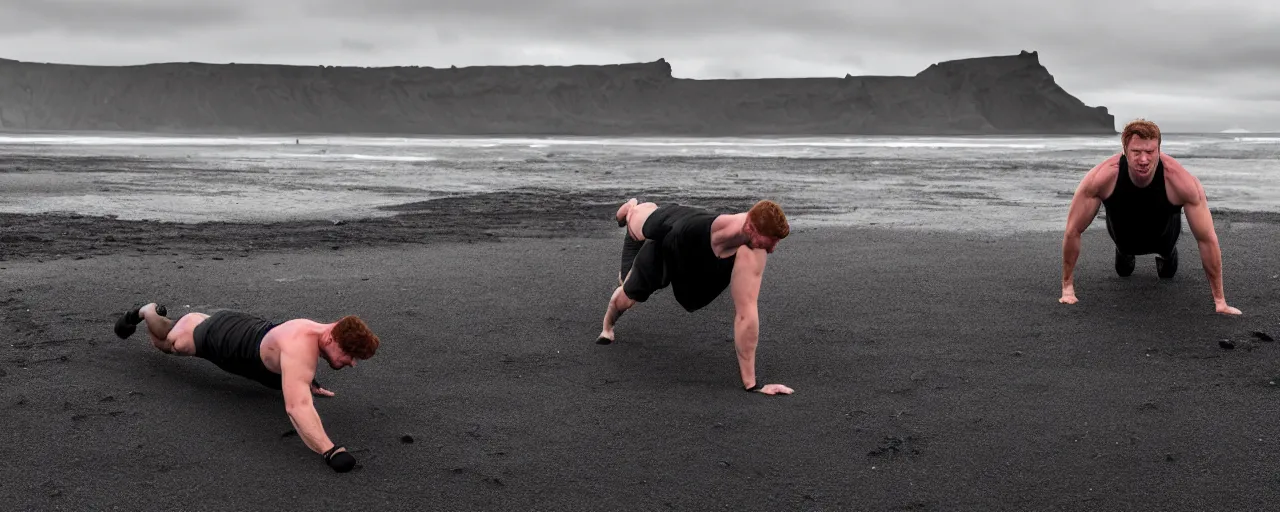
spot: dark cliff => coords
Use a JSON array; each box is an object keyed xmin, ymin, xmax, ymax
[{"xmin": 0, "ymin": 50, "xmax": 1115, "ymax": 136}]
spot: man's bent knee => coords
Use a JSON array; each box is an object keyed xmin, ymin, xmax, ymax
[
  {"xmin": 618, "ymin": 285, "xmax": 646, "ymax": 307},
  {"xmin": 618, "ymin": 292, "xmax": 638, "ymax": 309}
]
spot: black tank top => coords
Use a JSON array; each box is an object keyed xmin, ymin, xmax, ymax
[
  {"xmin": 196, "ymin": 311, "xmax": 282, "ymax": 390},
  {"xmin": 663, "ymin": 211, "xmax": 737, "ymax": 312},
  {"xmin": 1102, "ymin": 155, "xmax": 1182, "ymax": 244}
]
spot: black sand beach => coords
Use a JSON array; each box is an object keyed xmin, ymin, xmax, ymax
[{"xmin": 2, "ymin": 189, "xmax": 1278, "ymax": 511}]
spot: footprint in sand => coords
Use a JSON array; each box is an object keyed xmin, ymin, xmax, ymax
[
  {"xmin": 867, "ymin": 435, "xmax": 925, "ymax": 459},
  {"xmin": 71, "ymin": 410, "xmax": 126, "ymax": 422},
  {"xmin": 448, "ymin": 467, "xmax": 506, "ymax": 488}
]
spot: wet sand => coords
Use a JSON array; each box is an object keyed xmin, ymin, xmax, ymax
[{"xmin": 2, "ymin": 189, "xmax": 1279, "ymax": 511}]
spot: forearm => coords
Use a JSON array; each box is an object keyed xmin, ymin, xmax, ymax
[
  {"xmin": 1198, "ymin": 238, "xmax": 1226, "ymax": 302},
  {"xmin": 1062, "ymin": 232, "xmax": 1082, "ymax": 285},
  {"xmin": 286, "ymin": 404, "xmax": 335, "ymax": 454},
  {"xmin": 733, "ymin": 314, "xmax": 759, "ymax": 388}
]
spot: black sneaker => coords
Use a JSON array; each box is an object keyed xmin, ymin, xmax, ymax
[
  {"xmin": 114, "ymin": 306, "xmax": 143, "ymax": 339},
  {"xmin": 1115, "ymin": 248, "xmax": 1135, "ymax": 277},
  {"xmin": 113, "ymin": 304, "xmax": 166, "ymax": 339},
  {"xmin": 1156, "ymin": 247, "xmax": 1178, "ymax": 279}
]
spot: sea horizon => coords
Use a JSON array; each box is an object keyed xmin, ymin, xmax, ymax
[{"xmin": 2, "ymin": 131, "xmax": 1276, "ymax": 232}]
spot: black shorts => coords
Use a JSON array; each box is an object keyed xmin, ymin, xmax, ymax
[
  {"xmin": 619, "ymin": 231, "xmax": 645, "ymax": 280},
  {"xmin": 622, "ymin": 238, "xmax": 670, "ymax": 302},
  {"xmin": 193, "ymin": 310, "xmax": 282, "ymax": 390},
  {"xmin": 618, "ymin": 204, "xmax": 702, "ymax": 302},
  {"xmin": 640, "ymin": 204, "xmax": 706, "ymax": 240},
  {"xmin": 619, "ymin": 204, "xmax": 713, "ymax": 303},
  {"xmin": 1106, "ymin": 211, "xmax": 1182, "ymax": 256}
]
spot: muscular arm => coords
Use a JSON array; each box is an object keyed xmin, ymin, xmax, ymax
[
  {"xmin": 730, "ymin": 247, "xmax": 792, "ymax": 395},
  {"xmin": 1060, "ymin": 162, "xmax": 1107, "ymax": 303},
  {"xmin": 1167, "ymin": 157, "xmax": 1241, "ymax": 315},
  {"xmin": 281, "ymin": 349, "xmax": 337, "ymax": 454}
]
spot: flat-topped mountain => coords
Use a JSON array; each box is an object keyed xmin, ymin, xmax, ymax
[{"xmin": 0, "ymin": 50, "xmax": 1115, "ymax": 135}]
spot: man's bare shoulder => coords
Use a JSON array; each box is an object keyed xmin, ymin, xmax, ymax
[
  {"xmin": 1078, "ymin": 154, "xmax": 1121, "ymax": 195},
  {"xmin": 1159, "ymin": 154, "xmax": 1206, "ymax": 203},
  {"xmin": 1159, "ymin": 153, "xmax": 1195, "ymax": 177},
  {"xmin": 1090, "ymin": 153, "xmax": 1122, "ymax": 178},
  {"xmin": 268, "ymin": 319, "xmax": 323, "ymax": 354}
]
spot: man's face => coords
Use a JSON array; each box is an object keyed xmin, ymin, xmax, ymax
[
  {"xmin": 747, "ymin": 231, "xmax": 779, "ymax": 253},
  {"xmin": 325, "ymin": 345, "xmax": 357, "ymax": 369},
  {"xmin": 1125, "ymin": 136, "xmax": 1160, "ymax": 178}
]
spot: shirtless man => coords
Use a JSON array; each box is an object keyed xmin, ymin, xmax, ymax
[
  {"xmin": 1060, "ymin": 119, "xmax": 1241, "ymax": 315},
  {"xmin": 599, "ymin": 198, "xmax": 795, "ymax": 395},
  {"xmin": 113, "ymin": 303, "xmax": 381, "ymax": 472}
]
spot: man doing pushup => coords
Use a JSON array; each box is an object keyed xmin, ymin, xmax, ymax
[
  {"xmin": 114, "ymin": 303, "xmax": 380, "ymax": 472},
  {"xmin": 1060, "ymin": 119, "xmax": 1241, "ymax": 315},
  {"xmin": 599, "ymin": 198, "xmax": 794, "ymax": 395}
]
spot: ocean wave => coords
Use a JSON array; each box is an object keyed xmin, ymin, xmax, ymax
[
  {"xmin": 446, "ymin": 137, "xmax": 1110, "ymax": 150},
  {"xmin": 270, "ymin": 152, "xmax": 438, "ymax": 162},
  {"xmin": 0, "ymin": 135, "xmax": 292, "ymax": 146}
]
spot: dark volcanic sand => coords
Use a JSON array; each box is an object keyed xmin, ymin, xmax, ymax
[
  {"xmin": 2, "ymin": 190, "xmax": 1279, "ymax": 511},
  {"xmin": 0, "ymin": 188, "xmax": 837, "ymax": 261}
]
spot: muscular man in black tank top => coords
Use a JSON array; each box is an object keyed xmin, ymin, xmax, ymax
[
  {"xmin": 598, "ymin": 197, "xmax": 796, "ymax": 396},
  {"xmin": 112, "ymin": 301, "xmax": 383, "ymax": 472},
  {"xmin": 1060, "ymin": 119, "xmax": 1241, "ymax": 315}
]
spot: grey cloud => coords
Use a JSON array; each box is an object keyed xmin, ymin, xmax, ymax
[
  {"xmin": 310, "ymin": 0, "xmax": 1280, "ymax": 84},
  {"xmin": 8, "ymin": 0, "xmax": 1276, "ymax": 81},
  {"xmin": 1038, "ymin": 30, "xmax": 1280, "ymax": 85},
  {"xmin": 317, "ymin": 0, "xmax": 1274, "ymax": 48},
  {"xmin": 318, "ymin": 0, "xmax": 1277, "ymax": 130},
  {"xmin": 1239, "ymin": 91, "xmax": 1280, "ymax": 103},
  {"xmin": 435, "ymin": 27, "xmax": 461, "ymax": 45},
  {"xmin": 340, "ymin": 38, "xmax": 377, "ymax": 54},
  {"xmin": 0, "ymin": 0, "xmax": 249, "ymax": 36},
  {"xmin": 313, "ymin": 0, "xmax": 884, "ymax": 41}
]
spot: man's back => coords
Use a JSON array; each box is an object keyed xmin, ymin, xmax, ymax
[
  {"xmin": 262, "ymin": 319, "xmax": 325, "ymax": 374},
  {"xmin": 662, "ymin": 211, "xmax": 738, "ymax": 312}
]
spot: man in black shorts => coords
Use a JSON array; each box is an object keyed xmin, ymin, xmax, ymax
[
  {"xmin": 598, "ymin": 198, "xmax": 795, "ymax": 396},
  {"xmin": 114, "ymin": 302, "xmax": 381, "ymax": 472}
]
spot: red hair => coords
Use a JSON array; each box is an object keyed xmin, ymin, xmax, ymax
[
  {"xmin": 1121, "ymin": 119, "xmax": 1161, "ymax": 150},
  {"xmin": 331, "ymin": 315, "xmax": 379, "ymax": 359},
  {"xmin": 747, "ymin": 200, "xmax": 790, "ymax": 239}
]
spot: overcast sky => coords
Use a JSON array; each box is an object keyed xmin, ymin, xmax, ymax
[{"xmin": 2, "ymin": 0, "xmax": 1278, "ymax": 132}]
